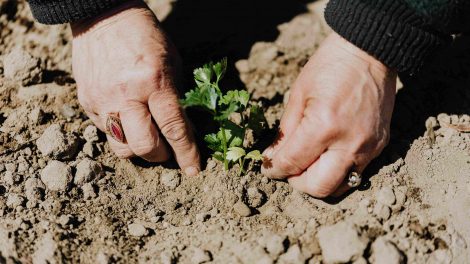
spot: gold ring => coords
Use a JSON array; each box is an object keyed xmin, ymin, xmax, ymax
[{"xmin": 106, "ymin": 113, "xmax": 126, "ymax": 143}]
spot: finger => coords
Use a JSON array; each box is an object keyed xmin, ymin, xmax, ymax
[
  {"xmin": 287, "ymin": 150, "xmax": 355, "ymax": 198},
  {"xmin": 262, "ymin": 110, "xmax": 331, "ymax": 180},
  {"xmin": 149, "ymin": 90, "xmax": 200, "ymax": 176},
  {"xmin": 119, "ymin": 102, "xmax": 170, "ymax": 162},
  {"xmin": 263, "ymin": 88, "xmax": 304, "ymax": 158},
  {"xmin": 84, "ymin": 110, "xmax": 106, "ymax": 132},
  {"xmin": 106, "ymin": 134, "xmax": 134, "ymax": 159}
]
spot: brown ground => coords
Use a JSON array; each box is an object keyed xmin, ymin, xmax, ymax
[{"xmin": 1, "ymin": 1, "xmax": 469, "ymax": 263}]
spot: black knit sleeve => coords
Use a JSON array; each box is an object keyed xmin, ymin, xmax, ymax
[
  {"xmin": 27, "ymin": 0, "xmax": 130, "ymax": 25},
  {"xmin": 324, "ymin": 0, "xmax": 451, "ymax": 74}
]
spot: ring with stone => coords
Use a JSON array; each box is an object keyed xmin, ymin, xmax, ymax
[
  {"xmin": 347, "ymin": 171, "xmax": 362, "ymax": 188},
  {"xmin": 105, "ymin": 113, "xmax": 126, "ymax": 143}
]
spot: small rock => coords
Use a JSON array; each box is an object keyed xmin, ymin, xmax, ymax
[
  {"xmin": 36, "ymin": 124, "xmax": 78, "ymax": 160},
  {"xmin": 369, "ymin": 237, "xmax": 405, "ymax": 264},
  {"xmin": 4, "ymin": 171, "xmax": 22, "ymax": 186},
  {"xmin": 278, "ymin": 244, "xmax": 305, "ymax": 264},
  {"xmin": 6, "ymin": 193, "xmax": 25, "ymax": 208},
  {"xmin": 128, "ymin": 223, "xmax": 148, "ymax": 237},
  {"xmin": 74, "ymin": 158, "xmax": 102, "ymax": 186},
  {"xmin": 317, "ymin": 221, "xmax": 368, "ymax": 264},
  {"xmin": 160, "ymin": 170, "xmax": 181, "ymax": 190},
  {"xmin": 437, "ymin": 114, "xmax": 451, "ymax": 125},
  {"xmin": 264, "ymin": 233, "xmax": 285, "ymax": 256},
  {"xmin": 60, "ymin": 104, "xmax": 77, "ymax": 119},
  {"xmin": 58, "ymin": 214, "xmax": 71, "ymax": 227},
  {"xmin": 25, "ymin": 177, "xmax": 45, "ymax": 202},
  {"xmin": 83, "ymin": 125, "xmax": 99, "ymax": 142},
  {"xmin": 374, "ymin": 203, "xmax": 392, "ymax": 221},
  {"xmin": 40, "ymin": 160, "xmax": 73, "ymax": 192},
  {"xmin": 191, "ymin": 248, "xmax": 212, "ymax": 264},
  {"xmin": 4, "ymin": 47, "xmax": 42, "ymax": 86},
  {"xmin": 376, "ymin": 187, "xmax": 396, "ymax": 206},
  {"xmin": 82, "ymin": 183, "xmax": 97, "ymax": 199},
  {"xmin": 82, "ymin": 141, "xmax": 96, "ymax": 157},
  {"xmin": 246, "ymin": 187, "xmax": 265, "ymax": 208},
  {"xmin": 29, "ymin": 107, "xmax": 45, "ymax": 125},
  {"xmin": 32, "ymin": 233, "xmax": 61, "ymax": 264},
  {"xmin": 233, "ymin": 201, "xmax": 252, "ymax": 217}
]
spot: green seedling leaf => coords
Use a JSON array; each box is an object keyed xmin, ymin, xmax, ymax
[
  {"xmin": 213, "ymin": 151, "xmax": 224, "ymax": 161},
  {"xmin": 248, "ymin": 105, "xmax": 267, "ymax": 136},
  {"xmin": 219, "ymin": 90, "xmax": 250, "ymax": 108},
  {"xmin": 180, "ymin": 85, "xmax": 219, "ymax": 111},
  {"xmin": 213, "ymin": 57, "xmax": 227, "ymax": 83},
  {"xmin": 221, "ymin": 124, "xmax": 244, "ymax": 148},
  {"xmin": 245, "ymin": 150, "xmax": 263, "ymax": 161},
  {"xmin": 204, "ymin": 133, "xmax": 223, "ymax": 152},
  {"xmin": 194, "ymin": 63, "xmax": 214, "ymax": 87},
  {"xmin": 226, "ymin": 147, "xmax": 246, "ymax": 162}
]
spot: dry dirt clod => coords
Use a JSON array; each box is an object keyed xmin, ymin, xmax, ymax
[
  {"xmin": 246, "ymin": 187, "xmax": 265, "ymax": 208},
  {"xmin": 160, "ymin": 170, "xmax": 181, "ymax": 190},
  {"xmin": 83, "ymin": 125, "xmax": 99, "ymax": 142},
  {"xmin": 317, "ymin": 221, "xmax": 368, "ymax": 264},
  {"xmin": 376, "ymin": 187, "xmax": 396, "ymax": 206},
  {"xmin": 25, "ymin": 177, "xmax": 45, "ymax": 203},
  {"xmin": 32, "ymin": 233, "xmax": 61, "ymax": 264},
  {"xmin": 427, "ymin": 249, "xmax": 452, "ymax": 264},
  {"xmin": 40, "ymin": 160, "xmax": 73, "ymax": 192},
  {"xmin": 262, "ymin": 233, "xmax": 286, "ymax": 256},
  {"xmin": 36, "ymin": 124, "xmax": 78, "ymax": 160},
  {"xmin": 191, "ymin": 248, "xmax": 212, "ymax": 264},
  {"xmin": 74, "ymin": 158, "xmax": 102, "ymax": 186},
  {"xmin": 277, "ymin": 244, "xmax": 305, "ymax": 264},
  {"xmin": 82, "ymin": 183, "xmax": 97, "ymax": 199},
  {"xmin": 128, "ymin": 223, "xmax": 148, "ymax": 237},
  {"xmin": 369, "ymin": 237, "xmax": 405, "ymax": 264},
  {"xmin": 4, "ymin": 47, "xmax": 43, "ymax": 86},
  {"xmin": 6, "ymin": 193, "xmax": 25, "ymax": 208},
  {"xmin": 233, "ymin": 201, "xmax": 252, "ymax": 217},
  {"xmin": 29, "ymin": 107, "xmax": 45, "ymax": 125},
  {"xmin": 373, "ymin": 203, "xmax": 392, "ymax": 221}
]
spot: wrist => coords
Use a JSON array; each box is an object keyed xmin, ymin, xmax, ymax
[{"xmin": 71, "ymin": 0, "xmax": 148, "ymax": 37}]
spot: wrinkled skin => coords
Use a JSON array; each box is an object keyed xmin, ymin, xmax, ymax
[
  {"xmin": 262, "ymin": 32, "xmax": 397, "ymax": 197},
  {"xmin": 71, "ymin": 0, "xmax": 200, "ymax": 176}
]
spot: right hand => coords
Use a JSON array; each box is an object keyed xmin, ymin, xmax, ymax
[{"xmin": 71, "ymin": 0, "xmax": 200, "ymax": 176}]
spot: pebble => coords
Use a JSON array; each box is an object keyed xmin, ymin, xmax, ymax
[
  {"xmin": 233, "ymin": 201, "xmax": 252, "ymax": 217},
  {"xmin": 83, "ymin": 125, "xmax": 99, "ymax": 142},
  {"xmin": 82, "ymin": 142, "xmax": 96, "ymax": 157},
  {"xmin": 29, "ymin": 107, "xmax": 45, "ymax": 125},
  {"xmin": 128, "ymin": 223, "xmax": 148, "ymax": 237},
  {"xmin": 369, "ymin": 237, "xmax": 405, "ymax": 264},
  {"xmin": 4, "ymin": 171, "xmax": 22, "ymax": 186},
  {"xmin": 317, "ymin": 221, "xmax": 368, "ymax": 263},
  {"xmin": 82, "ymin": 183, "xmax": 97, "ymax": 199},
  {"xmin": 191, "ymin": 248, "xmax": 212, "ymax": 264},
  {"xmin": 36, "ymin": 124, "xmax": 78, "ymax": 160},
  {"xmin": 376, "ymin": 187, "xmax": 396, "ymax": 206},
  {"xmin": 25, "ymin": 177, "xmax": 45, "ymax": 201},
  {"xmin": 160, "ymin": 170, "xmax": 181, "ymax": 190},
  {"xmin": 246, "ymin": 187, "xmax": 265, "ymax": 208},
  {"xmin": 3, "ymin": 47, "xmax": 43, "ymax": 86},
  {"xmin": 374, "ymin": 203, "xmax": 392, "ymax": 221},
  {"xmin": 74, "ymin": 158, "xmax": 102, "ymax": 186},
  {"xmin": 40, "ymin": 160, "xmax": 73, "ymax": 192},
  {"xmin": 277, "ymin": 244, "xmax": 305, "ymax": 264},
  {"xmin": 6, "ymin": 193, "xmax": 25, "ymax": 208},
  {"xmin": 58, "ymin": 214, "xmax": 72, "ymax": 227},
  {"xmin": 264, "ymin": 234, "xmax": 286, "ymax": 256}
]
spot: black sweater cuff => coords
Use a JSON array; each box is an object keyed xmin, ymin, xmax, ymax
[
  {"xmin": 325, "ymin": 0, "xmax": 449, "ymax": 73},
  {"xmin": 28, "ymin": 0, "xmax": 129, "ymax": 24}
]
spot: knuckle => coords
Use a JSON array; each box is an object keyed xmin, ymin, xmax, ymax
[
  {"xmin": 131, "ymin": 141, "xmax": 157, "ymax": 157},
  {"xmin": 113, "ymin": 148, "xmax": 133, "ymax": 159},
  {"xmin": 278, "ymin": 155, "xmax": 303, "ymax": 175},
  {"xmin": 307, "ymin": 184, "xmax": 334, "ymax": 198},
  {"xmin": 160, "ymin": 118, "xmax": 189, "ymax": 144}
]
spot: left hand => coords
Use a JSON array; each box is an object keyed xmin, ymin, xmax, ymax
[{"xmin": 262, "ymin": 32, "xmax": 397, "ymax": 197}]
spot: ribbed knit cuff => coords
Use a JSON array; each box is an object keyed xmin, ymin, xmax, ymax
[
  {"xmin": 28, "ymin": 0, "xmax": 130, "ymax": 24},
  {"xmin": 325, "ymin": 0, "xmax": 449, "ymax": 73}
]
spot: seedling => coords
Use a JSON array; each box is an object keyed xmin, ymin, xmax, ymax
[{"xmin": 180, "ymin": 58, "xmax": 266, "ymax": 175}]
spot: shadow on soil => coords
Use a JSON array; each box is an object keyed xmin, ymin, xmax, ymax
[{"xmin": 362, "ymin": 35, "xmax": 470, "ymax": 188}]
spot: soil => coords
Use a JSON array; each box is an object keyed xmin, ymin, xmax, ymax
[{"xmin": 1, "ymin": 0, "xmax": 470, "ymax": 263}]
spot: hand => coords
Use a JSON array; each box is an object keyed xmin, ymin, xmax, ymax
[
  {"xmin": 262, "ymin": 32, "xmax": 396, "ymax": 197},
  {"xmin": 71, "ymin": 0, "xmax": 200, "ymax": 176}
]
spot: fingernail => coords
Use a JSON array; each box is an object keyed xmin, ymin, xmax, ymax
[{"xmin": 184, "ymin": 166, "xmax": 200, "ymax": 176}]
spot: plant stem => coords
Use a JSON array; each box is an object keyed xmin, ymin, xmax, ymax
[{"xmin": 220, "ymin": 126, "xmax": 229, "ymax": 170}]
